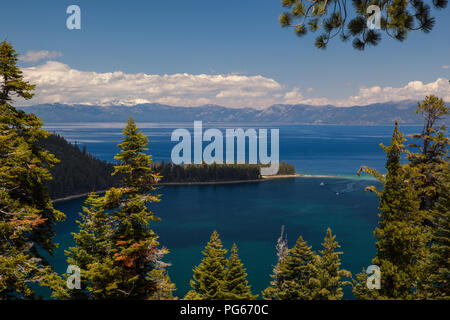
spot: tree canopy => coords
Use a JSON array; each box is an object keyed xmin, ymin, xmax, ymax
[
  {"xmin": 353, "ymin": 96, "xmax": 449, "ymax": 299},
  {"xmin": 278, "ymin": 0, "xmax": 448, "ymax": 50},
  {"xmin": 0, "ymin": 40, "xmax": 66, "ymax": 299},
  {"xmin": 65, "ymin": 117, "xmax": 174, "ymax": 299},
  {"xmin": 0, "ymin": 40, "xmax": 35, "ymax": 104}
]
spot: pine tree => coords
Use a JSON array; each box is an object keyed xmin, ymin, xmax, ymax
[
  {"xmin": 408, "ymin": 96, "xmax": 449, "ymax": 299},
  {"xmin": 0, "ymin": 40, "xmax": 35, "ymax": 104},
  {"xmin": 65, "ymin": 193, "xmax": 113, "ymax": 299},
  {"xmin": 0, "ymin": 41, "xmax": 66, "ymax": 299},
  {"xmin": 107, "ymin": 117, "xmax": 173, "ymax": 299},
  {"xmin": 353, "ymin": 121, "xmax": 429, "ymax": 299},
  {"xmin": 263, "ymin": 234, "xmax": 315, "ymax": 300},
  {"xmin": 66, "ymin": 117, "xmax": 174, "ymax": 299},
  {"xmin": 309, "ymin": 228, "xmax": 350, "ymax": 300},
  {"xmin": 407, "ymin": 96, "xmax": 449, "ymax": 214},
  {"xmin": 185, "ymin": 231, "xmax": 228, "ymax": 300},
  {"xmin": 279, "ymin": 235, "xmax": 316, "ymax": 299},
  {"xmin": 148, "ymin": 269, "xmax": 177, "ymax": 300},
  {"xmin": 223, "ymin": 243, "xmax": 257, "ymax": 300},
  {"xmin": 418, "ymin": 164, "xmax": 450, "ymax": 299},
  {"xmin": 277, "ymin": 0, "xmax": 447, "ymax": 50}
]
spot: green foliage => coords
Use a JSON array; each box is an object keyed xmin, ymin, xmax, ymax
[
  {"xmin": 39, "ymin": 134, "xmax": 120, "ymax": 199},
  {"xmin": 407, "ymin": 95, "xmax": 449, "ymax": 213},
  {"xmin": 148, "ymin": 268, "xmax": 177, "ymax": 300},
  {"xmin": 66, "ymin": 117, "xmax": 174, "ymax": 299},
  {"xmin": 154, "ymin": 162, "xmax": 262, "ymax": 182},
  {"xmin": 277, "ymin": 161, "xmax": 296, "ymax": 175},
  {"xmin": 185, "ymin": 232, "xmax": 256, "ymax": 300},
  {"xmin": 223, "ymin": 244, "xmax": 257, "ymax": 300},
  {"xmin": 417, "ymin": 164, "xmax": 450, "ymax": 299},
  {"xmin": 264, "ymin": 228, "xmax": 349, "ymax": 300},
  {"xmin": 408, "ymin": 96, "xmax": 449, "ymax": 299},
  {"xmin": 112, "ymin": 117, "xmax": 160, "ymax": 190},
  {"xmin": 40, "ymin": 134, "xmax": 294, "ymax": 199},
  {"xmin": 0, "ymin": 41, "xmax": 66, "ymax": 299},
  {"xmin": 0, "ymin": 105, "xmax": 65, "ymax": 254},
  {"xmin": 277, "ymin": 0, "xmax": 448, "ymax": 49},
  {"xmin": 154, "ymin": 161, "xmax": 295, "ymax": 182},
  {"xmin": 354, "ymin": 96, "xmax": 449, "ymax": 300},
  {"xmin": 0, "ymin": 40, "xmax": 35, "ymax": 104},
  {"xmin": 263, "ymin": 234, "xmax": 316, "ymax": 300},
  {"xmin": 309, "ymin": 228, "xmax": 351, "ymax": 300},
  {"xmin": 186, "ymin": 231, "xmax": 228, "ymax": 300},
  {"xmin": 354, "ymin": 121, "xmax": 428, "ymax": 299},
  {"xmin": 36, "ymin": 135, "xmax": 296, "ymax": 200},
  {"xmin": 65, "ymin": 193, "xmax": 113, "ymax": 299}
]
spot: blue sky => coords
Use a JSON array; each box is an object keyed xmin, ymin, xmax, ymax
[{"xmin": 1, "ymin": 0, "xmax": 449, "ymax": 108}]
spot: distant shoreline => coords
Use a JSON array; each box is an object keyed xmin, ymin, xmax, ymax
[
  {"xmin": 51, "ymin": 173, "xmax": 344, "ymax": 203},
  {"xmin": 53, "ymin": 191, "xmax": 108, "ymax": 203},
  {"xmin": 156, "ymin": 174, "xmax": 308, "ymax": 186}
]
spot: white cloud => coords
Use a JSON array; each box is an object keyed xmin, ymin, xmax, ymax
[
  {"xmin": 283, "ymin": 88, "xmax": 304, "ymax": 104},
  {"xmin": 338, "ymin": 78, "xmax": 450, "ymax": 106},
  {"xmin": 20, "ymin": 50, "xmax": 63, "ymax": 63},
  {"xmin": 300, "ymin": 78, "xmax": 449, "ymax": 107},
  {"xmin": 19, "ymin": 61, "xmax": 450, "ymax": 108},
  {"xmin": 21, "ymin": 61, "xmax": 299, "ymax": 108}
]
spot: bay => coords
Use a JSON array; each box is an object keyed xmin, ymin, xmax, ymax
[{"xmin": 45, "ymin": 123, "xmax": 422, "ymax": 299}]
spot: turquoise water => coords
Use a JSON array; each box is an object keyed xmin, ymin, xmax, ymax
[
  {"xmin": 45, "ymin": 124, "xmax": 422, "ymax": 299},
  {"xmin": 51, "ymin": 177, "xmax": 380, "ymax": 299}
]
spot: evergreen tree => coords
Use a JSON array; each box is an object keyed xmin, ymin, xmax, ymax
[
  {"xmin": 263, "ymin": 234, "xmax": 315, "ymax": 300},
  {"xmin": 408, "ymin": 96, "xmax": 449, "ymax": 299},
  {"xmin": 185, "ymin": 231, "xmax": 228, "ymax": 300},
  {"xmin": 0, "ymin": 40, "xmax": 35, "ymax": 104},
  {"xmin": 39, "ymin": 134, "xmax": 119, "ymax": 200},
  {"xmin": 279, "ymin": 235, "xmax": 316, "ymax": 299},
  {"xmin": 65, "ymin": 193, "xmax": 113, "ymax": 299},
  {"xmin": 353, "ymin": 121, "xmax": 429, "ymax": 299},
  {"xmin": 0, "ymin": 41, "xmax": 66, "ymax": 299},
  {"xmin": 107, "ymin": 117, "xmax": 173, "ymax": 299},
  {"xmin": 223, "ymin": 243, "xmax": 257, "ymax": 300},
  {"xmin": 309, "ymin": 228, "xmax": 350, "ymax": 300},
  {"xmin": 407, "ymin": 95, "xmax": 449, "ymax": 214},
  {"xmin": 148, "ymin": 268, "xmax": 177, "ymax": 300},
  {"xmin": 418, "ymin": 164, "xmax": 449, "ymax": 299},
  {"xmin": 277, "ymin": 0, "xmax": 447, "ymax": 50},
  {"xmin": 66, "ymin": 117, "xmax": 174, "ymax": 299}
]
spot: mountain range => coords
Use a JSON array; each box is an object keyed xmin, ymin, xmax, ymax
[{"xmin": 18, "ymin": 100, "xmax": 449, "ymax": 125}]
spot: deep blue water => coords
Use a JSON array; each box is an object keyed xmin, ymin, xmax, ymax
[
  {"xmin": 44, "ymin": 123, "xmax": 423, "ymax": 299},
  {"xmin": 45, "ymin": 123, "xmax": 422, "ymax": 175}
]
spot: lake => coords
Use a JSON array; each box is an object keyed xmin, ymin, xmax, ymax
[{"xmin": 45, "ymin": 123, "xmax": 423, "ymax": 299}]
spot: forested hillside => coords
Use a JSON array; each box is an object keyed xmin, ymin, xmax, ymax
[
  {"xmin": 40, "ymin": 135, "xmax": 296, "ymax": 199},
  {"xmin": 39, "ymin": 134, "xmax": 119, "ymax": 199},
  {"xmin": 154, "ymin": 161, "xmax": 261, "ymax": 183}
]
